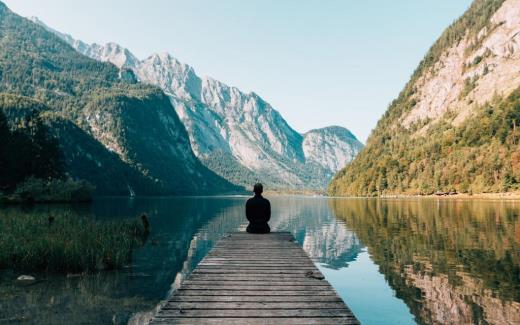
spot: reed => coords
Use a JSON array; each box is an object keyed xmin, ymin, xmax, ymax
[{"xmin": 0, "ymin": 212, "xmax": 147, "ymax": 272}]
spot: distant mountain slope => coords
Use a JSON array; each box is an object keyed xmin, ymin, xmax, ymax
[
  {"xmin": 303, "ymin": 126, "xmax": 363, "ymax": 173},
  {"xmin": 32, "ymin": 17, "xmax": 363, "ymax": 191},
  {"xmin": 329, "ymin": 0, "xmax": 520, "ymax": 196},
  {"xmin": 0, "ymin": 2, "xmax": 238, "ymax": 195}
]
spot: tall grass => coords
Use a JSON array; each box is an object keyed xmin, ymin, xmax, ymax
[{"xmin": 0, "ymin": 212, "xmax": 147, "ymax": 272}]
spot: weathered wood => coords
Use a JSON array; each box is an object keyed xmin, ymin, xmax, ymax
[
  {"xmin": 155, "ymin": 309, "xmax": 354, "ymax": 317},
  {"xmin": 168, "ymin": 296, "xmax": 344, "ymax": 302},
  {"xmin": 183, "ymin": 280, "xmax": 331, "ymax": 286},
  {"xmin": 150, "ymin": 318, "xmax": 358, "ymax": 325},
  {"xmin": 179, "ymin": 284, "xmax": 334, "ymax": 291},
  {"xmin": 188, "ymin": 274, "xmax": 323, "ymax": 280},
  {"xmin": 150, "ymin": 232, "xmax": 358, "ymax": 324},
  {"xmin": 192, "ymin": 270, "xmax": 324, "ymax": 275},
  {"xmin": 163, "ymin": 302, "xmax": 348, "ymax": 309},
  {"xmin": 175, "ymin": 290, "xmax": 338, "ymax": 296}
]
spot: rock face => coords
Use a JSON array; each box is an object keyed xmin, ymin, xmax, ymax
[
  {"xmin": 401, "ymin": 0, "xmax": 520, "ymax": 128},
  {"xmin": 0, "ymin": 4, "xmax": 237, "ymax": 195},
  {"xmin": 329, "ymin": 0, "xmax": 520, "ymax": 196},
  {"xmin": 303, "ymin": 127, "xmax": 364, "ymax": 173},
  {"xmin": 33, "ymin": 18, "xmax": 363, "ymax": 191}
]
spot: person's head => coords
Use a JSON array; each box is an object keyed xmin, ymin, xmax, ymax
[{"xmin": 253, "ymin": 183, "xmax": 263, "ymax": 195}]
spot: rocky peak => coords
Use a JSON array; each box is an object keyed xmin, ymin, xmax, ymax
[
  {"xmin": 88, "ymin": 42, "xmax": 139, "ymax": 69},
  {"xmin": 303, "ymin": 126, "xmax": 363, "ymax": 173},
  {"xmin": 401, "ymin": 0, "xmax": 520, "ymax": 130},
  {"xmin": 38, "ymin": 17, "xmax": 363, "ymax": 191},
  {"xmin": 138, "ymin": 53, "xmax": 201, "ymax": 100}
]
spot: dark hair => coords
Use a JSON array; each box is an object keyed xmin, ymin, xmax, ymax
[{"xmin": 253, "ymin": 183, "xmax": 263, "ymax": 194}]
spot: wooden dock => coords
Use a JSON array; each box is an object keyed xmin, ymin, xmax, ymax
[{"xmin": 150, "ymin": 232, "xmax": 358, "ymax": 324}]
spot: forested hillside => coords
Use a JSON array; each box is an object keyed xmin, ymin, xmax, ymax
[
  {"xmin": 329, "ymin": 0, "xmax": 520, "ymax": 196},
  {"xmin": 0, "ymin": 94, "xmax": 62, "ymax": 191},
  {"xmin": 0, "ymin": 1, "xmax": 239, "ymax": 195}
]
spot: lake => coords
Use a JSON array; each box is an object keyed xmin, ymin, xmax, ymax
[{"xmin": 1, "ymin": 196, "xmax": 519, "ymax": 324}]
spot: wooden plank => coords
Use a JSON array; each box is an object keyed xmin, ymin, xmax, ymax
[
  {"xmin": 198, "ymin": 260, "xmax": 313, "ymax": 264},
  {"xmin": 149, "ymin": 232, "xmax": 358, "ymax": 324},
  {"xmin": 155, "ymin": 309, "xmax": 354, "ymax": 318},
  {"xmin": 204, "ymin": 256, "xmax": 311, "ymax": 260},
  {"xmin": 183, "ymin": 280, "xmax": 330, "ymax": 286},
  {"xmin": 195, "ymin": 264, "xmax": 318, "ymax": 268},
  {"xmin": 192, "ymin": 270, "xmax": 324, "ymax": 275},
  {"xmin": 151, "ymin": 319, "xmax": 357, "ymax": 325},
  {"xmin": 175, "ymin": 290, "xmax": 338, "ymax": 296},
  {"xmin": 179, "ymin": 285, "xmax": 333, "ymax": 291},
  {"xmin": 201, "ymin": 258, "xmax": 313, "ymax": 262},
  {"xmin": 186, "ymin": 273, "xmax": 319, "ymax": 281},
  {"xmin": 150, "ymin": 318, "xmax": 358, "ymax": 325},
  {"xmin": 163, "ymin": 302, "xmax": 348, "ymax": 310},
  {"xmin": 168, "ymin": 296, "xmax": 344, "ymax": 303}
]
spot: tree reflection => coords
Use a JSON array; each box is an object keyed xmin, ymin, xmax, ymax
[{"xmin": 331, "ymin": 199, "xmax": 520, "ymax": 325}]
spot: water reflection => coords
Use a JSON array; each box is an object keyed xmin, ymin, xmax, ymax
[
  {"xmin": 331, "ymin": 198, "xmax": 520, "ymax": 325},
  {"xmin": 1, "ymin": 197, "xmax": 518, "ymax": 324}
]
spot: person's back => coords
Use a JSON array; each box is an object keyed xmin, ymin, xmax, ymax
[{"xmin": 246, "ymin": 183, "xmax": 271, "ymax": 234}]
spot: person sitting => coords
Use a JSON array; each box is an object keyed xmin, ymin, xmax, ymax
[{"xmin": 245, "ymin": 183, "xmax": 271, "ymax": 234}]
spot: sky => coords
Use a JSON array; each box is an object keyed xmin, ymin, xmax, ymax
[{"xmin": 3, "ymin": 0, "xmax": 473, "ymax": 142}]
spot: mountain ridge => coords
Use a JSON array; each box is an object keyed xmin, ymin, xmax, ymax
[
  {"xmin": 31, "ymin": 17, "xmax": 363, "ymax": 191},
  {"xmin": 0, "ymin": 3, "xmax": 239, "ymax": 195},
  {"xmin": 329, "ymin": 0, "xmax": 520, "ymax": 196}
]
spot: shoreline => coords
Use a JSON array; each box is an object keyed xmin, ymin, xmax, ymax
[{"xmin": 379, "ymin": 192, "xmax": 520, "ymax": 200}]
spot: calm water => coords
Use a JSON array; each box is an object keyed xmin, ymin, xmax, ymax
[{"xmin": 0, "ymin": 197, "xmax": 519, "ymax": 324}]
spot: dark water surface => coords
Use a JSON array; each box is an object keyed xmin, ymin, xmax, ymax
[{"xmin": 0, "ymin": 197, "xmax": 519, "ymax": 324}]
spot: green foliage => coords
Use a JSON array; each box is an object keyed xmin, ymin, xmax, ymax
[
  {"xmin": 367, "ymin": 0, "xmax": 504, "ymax": 141},
  {"xmin": 0, "ymin": 6, "xmax": 239, "ymax": 195},
  {"xmin": 0, "ymin": 212, "xmax": 147, "ymax": 272},
  {"xmin": 3, "ymin": 177, "xmax": 94, "ymax": 203},
  {"xmin": 332, "ymin": 199, "xmax": 520, "ymax": 311},
  {"xmin": 330, "ymin": 86, "xmax": 520, "ymax": 196},
  {"xmin": 329, "ymin": 0, "xmax": 510, "ymax": 196},
  {"xmin": 203, "ymin": 147, "xmax": 333, "ymax": 192},
  {"xmin": 414, "ymin": 0, "xmax": 504, "ymax": 86},
  {"xmin": 0, "ymin": 97, "xmax": 64, "ymax": 193},
  {"xmin": 460, "ymin": 75, "xmax": 479, "ymax": 99}
]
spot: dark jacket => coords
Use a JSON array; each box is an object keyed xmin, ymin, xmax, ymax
[{"xmin": 245, "ymin": 194, "xmax": 271, "ymax": 233}]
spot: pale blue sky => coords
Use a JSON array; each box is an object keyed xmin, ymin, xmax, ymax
[{"xmin": 4, "ymin": 0, "xmax": 472, "ymax": 142}]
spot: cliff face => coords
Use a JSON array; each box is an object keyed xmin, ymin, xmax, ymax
[
  {"xmin": 402, "ymin": 0, "xmax": 520, "ymax": 128},
  {"xmin": 0, "ymin": 3, "xmax": 238, "ymax": 195},
  {"xmin": 33, "ymin": 20, "xmax": 363, "ymax": 191},
  {"xmin": 330, "ymin": 0, "xmax": 520, "ymax": 196}
]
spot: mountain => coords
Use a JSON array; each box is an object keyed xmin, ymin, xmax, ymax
[
  {"xmin": 329, "ymin": 0, "xmax": 520, "ymax": 196},
  {"xmin": 32, "ymin": 18, "xmax": 364, "ymax": 191},
  {"xmin": 0, "ymin": 2, "xmax": 239, "ymax": 195},
  {"xmin": 303, "ymin": 126, "xmax": 363, "ymax": 174}
]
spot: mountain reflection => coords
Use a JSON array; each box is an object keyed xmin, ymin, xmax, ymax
[
  {"xmin": 175, "ymin": 196, "xmax": 364, "ymax": 274},
  {"xmin": 331, "ymin": 199, "xmax": 520, "ymax": 325},
  {"xmin": 7, "ymin": 197, "xmax": 518, "ymax": 324}
]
